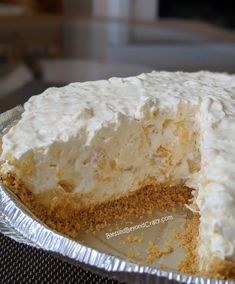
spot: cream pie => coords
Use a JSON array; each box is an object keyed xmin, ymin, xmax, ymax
[{"xmin": 1, "ymin": 71, "xmax": 235, "ymax": 278}]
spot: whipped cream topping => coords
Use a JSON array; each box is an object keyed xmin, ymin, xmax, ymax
[{"xmin": 1, "ymin": 71, "xmax": 235, "ymax": 268}]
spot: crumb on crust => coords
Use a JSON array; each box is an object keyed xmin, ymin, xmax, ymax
[
  {"xmin": 126, "ymin": 251, "xmax": 140, "ymax": 263},
  {"xmin": 164, "ymin": 239, "xmax": 174, "ymax": 254},
  {"xmin": 127, "ymin": 235, "xmax": 143, "ymax": 244},
  {"xmin": 159, "ymin": 263, "xmax": 167, "ymax": 270},
  {"xmin": 146, "ymin": 243, "xmax": 164, "ymax": 264},
  {"xmin": 176, "ymin": 213, "xmax": 199, "ymax": 275},
  {"xmin": 145, "ymin": 240, "xmax": 174, "ymax": 265}
]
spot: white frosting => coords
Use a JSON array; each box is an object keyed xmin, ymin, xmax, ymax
[{"xmin": 1, "ymin": 71, "xmax": 235, "ymax": 269}]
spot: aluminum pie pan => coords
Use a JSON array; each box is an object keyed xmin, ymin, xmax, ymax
[{"xmin": 0, "ymin": 106, "xmax": 234, "ymax": 284}]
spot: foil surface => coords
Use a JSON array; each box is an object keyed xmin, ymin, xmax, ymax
[{"xmin": 0, "ymin": 106, "xmax": 234, "ymax": 284}]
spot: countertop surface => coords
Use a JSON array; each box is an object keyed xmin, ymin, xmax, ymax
[{"xmin": 0, "ymin": 233, "xmax": 122, "ymax": 284}]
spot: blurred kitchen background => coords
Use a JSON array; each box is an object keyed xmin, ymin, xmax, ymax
[{"xmin": 0, "ymin": 0, "xmax": 235, "ymax": 112}]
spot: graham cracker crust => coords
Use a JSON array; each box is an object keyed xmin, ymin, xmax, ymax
[
  {"xmin": 1, "ymin": 173, "xmax": 192, "ymax": 238},
  {"xmin": 206, "ymin": 258, "xmax": 235, "ymax": 280},
  {"xmin": 1, "ymin": 172, "xmax": 235, "ymax": 280},
  {"xmin": 176, "ymin": 214, "xmax": 235, "ymax": 280},
  {"xmin": 176, "ymin": 213, "xmax": 199, "ymax": 275}
]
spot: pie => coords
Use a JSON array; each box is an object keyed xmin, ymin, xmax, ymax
[{"xmin": 1, "ymin": 71, "xmax": 235, "ymax": 279}]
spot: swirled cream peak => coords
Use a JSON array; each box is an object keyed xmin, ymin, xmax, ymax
[{"xmin": 1, "ymin": 71, "xmax": 235, "ymax": 270}]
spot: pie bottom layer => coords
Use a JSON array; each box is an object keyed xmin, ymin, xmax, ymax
[{"xmin": 1, "ymin": 173, "xmax": 235, "ymax": 280}]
